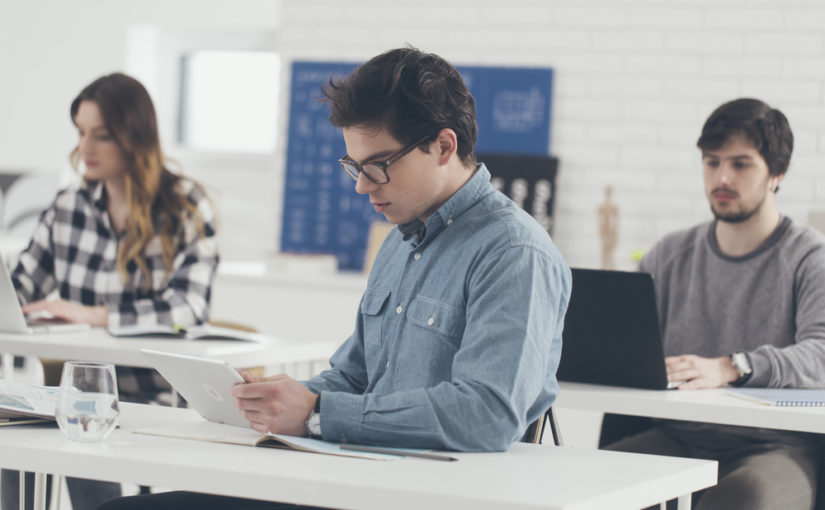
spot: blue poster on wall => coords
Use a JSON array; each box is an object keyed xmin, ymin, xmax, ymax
[
  {"xmin": 460, "ymin": 66, "xmax": 553, "ymax": 155},
  {"xmin": 280, "ymin": 60, "xmax": 553, "ymax": 270}
]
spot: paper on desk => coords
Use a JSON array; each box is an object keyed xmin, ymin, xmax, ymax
[
  {"xmin": 0, "ymin": 381, "xmax": 58, "ymax": 420},
  {"xmin": 726, "ymin": 387, "xmax": 825, "ymax": 407},
  {"xmin": 109, "ymin": 324, "xmax": 268, "ymax": 342},
  {"xmin": 134, "ymin": 420, "xmax": 403, "ymax": 460}
]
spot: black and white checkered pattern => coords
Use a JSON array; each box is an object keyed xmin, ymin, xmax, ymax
[{"xmin": 11, "ymin": 177, "xmax": 219, "ymax": 403}]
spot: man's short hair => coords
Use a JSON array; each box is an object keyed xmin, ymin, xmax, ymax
[
  {"xmin": 697, "ymin": 98, "xmax": 793, "ymax": 177},
  {"xmin": 322, "ymin": 47, "xmax": 478, "ymax": 167}
]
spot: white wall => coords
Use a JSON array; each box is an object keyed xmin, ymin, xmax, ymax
[
  {"xmin": 0, "ymin": 0, "xmax": 281, "ymax": 167},
  {"xmin": 3, "ymin": 0, "xmax": 824, "ymax": 269}
]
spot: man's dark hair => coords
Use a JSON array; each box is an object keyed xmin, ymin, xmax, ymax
[
  {"xmin": 697, "ymin": 98, "xmax": 793, "ymax": 178},
  {"xmin": 322, "ymin": 47, "xmax": 478, "ymax": 167}
]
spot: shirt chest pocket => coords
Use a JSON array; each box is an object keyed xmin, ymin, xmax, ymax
[
  {"xmin": 406, "ymin": 296, "xmax": 466, "ymax": 348},
  {"xmin": 361, "ymin": 289, "xmax": 391, "ymax": 350}
]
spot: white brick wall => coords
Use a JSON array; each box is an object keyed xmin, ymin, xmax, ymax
[
  {"xmin": 278, "ymin": 0, "xmax": 825, "ymax": 270},
  {"xmin": 2, "ymin": 0, "xmax": 823, "ymax": 272}
]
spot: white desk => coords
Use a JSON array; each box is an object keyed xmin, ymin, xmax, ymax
[
  {"xmin": 1, "ymin": 403, "xmax": 717, "ymax": 510},
  {"xmin": 556, "ymin": 382, "xmax": 825, "ymax": 434},
  {"xmin": 0, "ymin": 329, "xmax": 338, "ymax": 379}
]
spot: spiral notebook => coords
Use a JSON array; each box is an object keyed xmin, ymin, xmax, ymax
[{"xmin": 726, "ymin": 388, "xmax": 825, "ymax": 407}]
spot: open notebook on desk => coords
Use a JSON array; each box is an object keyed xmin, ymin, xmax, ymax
[
  {"xmin": 0, "ymin": 380, "xmax": 56, "ymax": 425},
  {"xmin": 726, "ymin": 388, "xmax": 825, "ymax": 407},
  {"xmin": 134, "ymin": 420, "xmax": 453, "ymax": 461},
  {"xmin": 109, "ymin": 323, "xmax": 268, "ymax": 342}
]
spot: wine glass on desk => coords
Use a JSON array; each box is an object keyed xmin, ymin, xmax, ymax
[{"xmin": 55, "ymin": 361, "xmax": 119, "ymax": 442}]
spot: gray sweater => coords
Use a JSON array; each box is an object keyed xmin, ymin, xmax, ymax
[{"xmin": 640, "ymin": 217, "xmax": 825, "ymax": 445}]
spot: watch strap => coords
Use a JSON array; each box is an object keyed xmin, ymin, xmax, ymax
[
  {"xmin": 730, "ymin": 352, "xmax": 753, "ymax": 386},
  {"xmin": 306, "ymin": 393, "xmax": 322, "ymax": 438}
]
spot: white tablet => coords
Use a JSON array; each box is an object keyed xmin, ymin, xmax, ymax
[{"xmin": 140, "ymin": 349, "xmax": 248, "ymax": 428}]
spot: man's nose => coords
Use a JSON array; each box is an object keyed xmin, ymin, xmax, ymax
[
  {"xmin": 354, "ymin": 172, "xmax": 378, "ymax": 194},
  {"xmin": 716, "ymin": 164, "xmax": 735, "ymax": 186}
]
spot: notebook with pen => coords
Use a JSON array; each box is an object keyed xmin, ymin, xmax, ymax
[
  {"xmin": 726, "ymin": 388, "xmax": 825, "ymax": 407},
  {"xmin": 556, "ymin": 268, "xmax": 680, "ymax": 390}
]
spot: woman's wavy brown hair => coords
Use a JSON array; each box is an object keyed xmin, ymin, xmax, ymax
[{"xmin": 69, "ymin": 73, "xmax": 203, "ymax": 287}]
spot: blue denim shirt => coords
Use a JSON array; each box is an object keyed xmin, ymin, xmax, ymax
[{"xmin": 304, "ymin": 164, "xmax": 571, "ymax": 452}]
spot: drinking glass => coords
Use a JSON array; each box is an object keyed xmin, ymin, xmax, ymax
[{"xmin": 55, "ymin": 361, "xmax": 119, "ymax": 442}]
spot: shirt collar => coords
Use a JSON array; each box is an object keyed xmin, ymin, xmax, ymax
[
  {"xmin": 75, "ymin": 179, "xmax": 108, "ymax": 213},
  {"xmin": 398, "ymin": 163, "xmax": 491, "ymax": 246},
  {"xmin": 398, "ymin": 218, "xmax": 427, "ymax": 244}
]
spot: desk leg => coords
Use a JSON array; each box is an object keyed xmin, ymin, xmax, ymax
[
  {"xmin": 3, "ymin": 353, "xmax": 14, "ymax": 381},
  {"xmin": 676, "ymin": 493, "xmax": 692, "ymax": 510},
  {"xmin": 33, "ymin": 472, "xmax": 47, "ymax": 510},
  {"xmin": 17, "ymin": 471, "xmax": 49, "ymax": 510}
]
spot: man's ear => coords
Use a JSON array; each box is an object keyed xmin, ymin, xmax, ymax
[
  {"xmin": 771, "ymin": 173, "xmax": 785, "ymax": 192},
  {"xmin": 435, "ymin": 128, "xmax": 458, "ymax": 166}
]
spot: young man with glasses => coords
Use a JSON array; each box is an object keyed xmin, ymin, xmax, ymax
[{"xmin": 100, "ymin": 47, "xmax": 570, "ymax": 510}]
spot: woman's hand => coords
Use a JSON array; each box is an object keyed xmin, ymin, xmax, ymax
[{"xmin": 22, "ymin": 299, "xmax": 108, "ymax": 327}]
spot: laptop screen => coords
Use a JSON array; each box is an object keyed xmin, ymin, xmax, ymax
[{"xmin": 556, "ymin": 268, "xmax": 669, "ymax": 390}]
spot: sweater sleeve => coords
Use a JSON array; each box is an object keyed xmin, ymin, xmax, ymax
[{"xmin": 747, "ymin": 241, "xmax": 825, "ymax": 388}]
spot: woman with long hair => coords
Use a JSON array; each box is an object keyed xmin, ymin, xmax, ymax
[{"xmin": 3, "ymin": 72, "xmax": 219, "ymax": 510}]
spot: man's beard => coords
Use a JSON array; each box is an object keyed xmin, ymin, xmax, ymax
[{"xmin": 709, "ymin": 189, "xmax": 767, "ymax": 224}]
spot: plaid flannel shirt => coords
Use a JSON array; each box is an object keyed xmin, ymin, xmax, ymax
[{"xmin": 12, "ymin": 178, "xmax": 219, "ymax": 403}]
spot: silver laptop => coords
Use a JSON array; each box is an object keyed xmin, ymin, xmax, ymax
[
  {"xmin": 141, "ymin": 349, "xmax": 248, "ymax": 428},
  {"xmin": 0, "ymin": 255, "xmax": 90, "ymax": 335}
]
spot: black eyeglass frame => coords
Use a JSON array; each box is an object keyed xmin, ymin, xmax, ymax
[{"xmin": 338, "ymin": 134, "xmax": 432, "ymax": 184}]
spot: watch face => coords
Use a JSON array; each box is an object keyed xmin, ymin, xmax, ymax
[
  {"xmin": 308, "ymin": 412, "xmax": 322, "ymax": 436},
  {"xmin": 733, "ymin": 352, "xmax": 752, "ymax": 374}
]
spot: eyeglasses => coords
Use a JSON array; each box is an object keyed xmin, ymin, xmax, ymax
[{"xmin": 338, "ymin": 135, "xmax": 432, "ymax": 184}]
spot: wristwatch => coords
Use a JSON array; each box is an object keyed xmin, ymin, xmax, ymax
[
  {"xmin": 306, "ymin": 393, "xmax": 322, "ymax": 438},
  {"xmin": 730, "ymin": 352, "xmax": 753, "ymax": 386}
]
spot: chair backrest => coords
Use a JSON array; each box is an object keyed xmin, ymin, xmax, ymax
[
  {"xmin": 3, "ymin": 173, "xmax": 59, "ymax": 238},
  {"xmin": 598, "ymin": 413, "xmax": 655, "ymax": 448},
  {"xmin": 522, "ymin": 406, "xmax": 563, "ymax": 446}
]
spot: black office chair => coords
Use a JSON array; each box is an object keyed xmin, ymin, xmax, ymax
[
  {"xmin": 598, "ymin": 413, "xmax": 655, "ymax": 448},
  {"xmin": 522, "ymin": 407, "xmax": 563, "ymax": 446}
]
